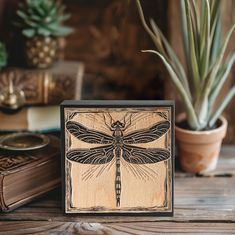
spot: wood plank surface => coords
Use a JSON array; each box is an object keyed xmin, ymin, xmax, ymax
[
  {"xmin": 200, "ymin": 146, "xmax": 235, "ymax": 177},
  {"xmin": 0, "ymin": 177, "xmax": 234, "ymax": 223},
  {"xmin": 0, "ymin": 146, "xmax": 234, "ymax": 234},
  {"xmin": 0, "ymin": 221, "xmax": 235, "ymax": 235}
]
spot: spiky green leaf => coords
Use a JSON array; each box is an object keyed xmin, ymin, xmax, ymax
[
  {"xmin": 0, "ymin": 42, "xmax": 7, "ymax": 69},
  {"xmin": 22, "ymin": 28, "xmax": 36, "ymax": 37},
  {"xmin": 136, "ymin": 0, "xmax": 234, "ymax": 130},
  {"xmin": 15, "ymin": 0, "xmax": 73, "ymax": 38}
]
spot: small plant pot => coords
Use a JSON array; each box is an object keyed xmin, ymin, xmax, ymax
[
  {"xmin": 24, "ymin": 36, "xmax": 58, "ymax": 69},
  {"xmin": 175, "ymin": 114, "xmax": 227, "ymax": 173}
]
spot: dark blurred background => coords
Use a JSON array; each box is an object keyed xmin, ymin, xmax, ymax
[{"xmin": 0, "ymin": 0, "xmax": 234, "ymax": 143}]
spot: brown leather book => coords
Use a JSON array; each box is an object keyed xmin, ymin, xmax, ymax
[
  {"xmin": 0, "ymin": 61, "xmax": 84, "ymax": 105},
  {"xmin": 0, "ymin": 135, "xmax": 61, "ymax": 212}
]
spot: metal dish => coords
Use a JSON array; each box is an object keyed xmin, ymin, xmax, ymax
[{"xmin": 0, "ymin": 133, "xmax": 50, "ymax": 151}]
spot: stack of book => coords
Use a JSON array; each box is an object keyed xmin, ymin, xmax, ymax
[{"xmin": 0, "ymin": 61, "xmax": 84, "ymax": 212}]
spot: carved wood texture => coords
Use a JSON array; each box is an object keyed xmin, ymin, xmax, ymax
[{"xmin": 63, "ymin": 107, "xmax": 173, "ymax": 214}]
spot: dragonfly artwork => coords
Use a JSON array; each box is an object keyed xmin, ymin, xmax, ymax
[{"xmin": 66, "ymin": 112, "xmax": 171, "ymax": 208}]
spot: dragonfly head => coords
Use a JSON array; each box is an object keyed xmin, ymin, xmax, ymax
[{"xmin": 111, "ymin": 121, "xmax": 125, "ymax": 129}]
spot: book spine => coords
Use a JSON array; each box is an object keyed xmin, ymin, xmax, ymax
[
  {"xmin": 0, "ymin": 63, "xmax": 83, "ymax": 105},
  {"xmin": 0, "ymin": 174, "xmax": 8, "ymax": 212}
]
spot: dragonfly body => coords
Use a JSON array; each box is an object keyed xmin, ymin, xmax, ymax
[
  {"xmin": 112, "ymin": 121, "xmax": 125, "ymax": 207},
  {"xmin": 66, "ymin": 116, "xmax": 170, "ymax": 207},
  {"xmin": 115, "ymin": 147, "xmax": 121, "ymax": 207}
]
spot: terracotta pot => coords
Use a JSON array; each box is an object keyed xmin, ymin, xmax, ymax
[{"xmin": 175, "ymin": 115, "xmax": 227, "ymax": 173}]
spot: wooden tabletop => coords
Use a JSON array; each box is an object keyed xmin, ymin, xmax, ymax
[{"xmin": 0, "ymin": 146, "xmax": 235, "ymax": 234}]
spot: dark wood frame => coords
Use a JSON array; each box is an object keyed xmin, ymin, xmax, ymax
[{"xmin": 61, "ymin": 100, "xmax": 175, "ymax": 216}]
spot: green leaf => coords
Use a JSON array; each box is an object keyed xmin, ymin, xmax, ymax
[
  {"xmin": 210, "ymin": 0, "xmax": 220, "ymax": 28},
  {"xmin": 0, "ymin": 42, "xmax": 8, "ymax": 69},
  {"xmin": 46, "ymin": 22, "xmax": 60, "ymax": 31},
  {"xmin": 208, "ymin": 53, "xmax": 235, "ymax": 114},
  {"xmin": 181, "ymin": 0, "xmax": 189, "ymax": 63},
  {"xmin": 209, "ymin": 86, "xmax": 235, "ymax": 127},
  {"xmin": 29, "ymin": 14, "xmax": 43, "ymax": 22},
  {"xmin": 148, "ymin": 20, "xmax": 167, "ymax": 56},
  {"xmin": 184, "ymin": 0, "xmax": 200, "ymax": 94},
  {"xmin": 150, "ymin": 19, "xmax": 191, "ymax": 100},
  {"xmin": 58, "ymin": 14, "xmax": 71, "ymax": 22},
  {"xmin": 135, "ymin": 0, "xmax": 158, "ymax": 49},
  {"xmin": 22, "ymin": 28, "xmax": 36, "ymax": 37},
  {"xmin": 48, "ymin": 5, "xmax": 57, "ymax": 16},
  {"xmin": 24, "ymin": 19, "xmax": 38, "ymax": 27},
  {"xmin": 143, "ymin": 49, "xmax": 199, "ymax": 130},
  {"xmin": 37, "ymin": 27, "xmax": 51, "ymax": 37},
  {"xmin": 191, "ymin": 0, "xmax": 200, "ymax": 62},
  {"xmin": 52, "ymin": 26, "xmax": 73, "ymax": 36},
  {"xmin": 14, "ymin": 0, "xmax": 73, "ymax": 38},
  {"xmin": 35, "ymin": 4, "xmax": 46, "ymax": 16},
  {"xmin": 16, "ymin": 10, "xmax": 28, "ymax": 19},
  {"xmin": 199, "ymin": 0, "xmax": 210, "ymax": 80},
  {"xmin": 204, "ymin": 23, "xmax": 235, "ymax": 97},
  {"xmin": 136, "ymin": 0, "xmax": 234, "ymax": 130},
  {"xmin": 210, "ymin": 14, "xmax": 221, "ymax": 67},
  {"xmin": 191, "ymin": 0, "xmax": 200, "ymax": 33}
]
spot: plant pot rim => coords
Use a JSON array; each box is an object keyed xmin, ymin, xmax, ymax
[
  {"xmin": 175, "ymin": 115, "xmax": 227, "ymax": 135},
  {"xmin": 175, "ymin": 115, "xmax": 227, "ymax": 144}
]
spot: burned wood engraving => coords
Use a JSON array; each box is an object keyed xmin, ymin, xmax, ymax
[
  {"xmin": 66, "ymin": 113, "xmax": 170, "ymax": 207},
  {"xmin": 62, "ymin": 102, "xmax": 174, "ymax": 215}
]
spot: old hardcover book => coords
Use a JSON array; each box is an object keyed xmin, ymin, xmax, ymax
[
  {"xmin": 0, "ymin": 135, "xmax": 60, "ymax": 212},
  {"xmin": 0, "ymin": 106, "xmax": 60, "ymax": 132},
  {"xmin": 0, "ymin": 61, "xmax": 84, "ymax": 105}
]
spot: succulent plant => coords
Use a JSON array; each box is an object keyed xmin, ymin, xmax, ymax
[
  {"xmin": 136, "ymin": 0, "xmax": 235, "ymax": 131},
  {"xmin": 15, "ymin": 0, "xmax": 73, "ymax": 38},
  {"xmin": 0, "ymin": 42, "xmax": 7, "ymax": 70}
]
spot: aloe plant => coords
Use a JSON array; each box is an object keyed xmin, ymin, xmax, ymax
[
  {"xmin": 136, "ymin": 0, "xmax": 235, "ymax": 130},
  {"xmin": 15, "ymin": 0, "xmax": 73, "ymax": 38},
  {"xmin": 0, "ymin": 42, "xmax": 7, "ymax": 70}
]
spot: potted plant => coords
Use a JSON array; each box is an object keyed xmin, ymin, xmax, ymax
[
  {"xmin": 14, "ymin": 0, "xmax": 73, "ymax": 69},
  {"xmin": 136, "ymin": 0, "xmax": 235, "ymax": 173}
]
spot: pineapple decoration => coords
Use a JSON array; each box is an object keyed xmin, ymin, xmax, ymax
[{"xmin": 15, "ymin": 0, "xmax": 73, "ymax": 69}]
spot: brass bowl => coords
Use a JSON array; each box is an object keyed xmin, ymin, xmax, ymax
[{"xmin": 0, "ymin": 133, "xmax": 50, "ymax": 151}]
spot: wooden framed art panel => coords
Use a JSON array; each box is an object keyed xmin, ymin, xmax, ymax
[{"xmin": 61, "ymin": 100, "xmax": 174, "ymax": 215}]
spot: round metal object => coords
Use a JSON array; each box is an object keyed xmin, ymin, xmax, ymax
[{"xmin": 0, "ymin": 133, "xmax": 50, "ymax": 151}]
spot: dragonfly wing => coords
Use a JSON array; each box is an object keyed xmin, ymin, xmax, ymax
[
  {"xmin": 67, "ymin": 145, "xmax": 114, "ymax": 164},
  {"xmin": 123, "ymin": 145, "xmax": 170, "ymax": 164},
  {"xmin": 66, "ymin": 121, "xmax": 114, "ymax": 144},
  {"xmin": 123, "ymin": 121, "xmax": 170, "ymax": 144}
]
